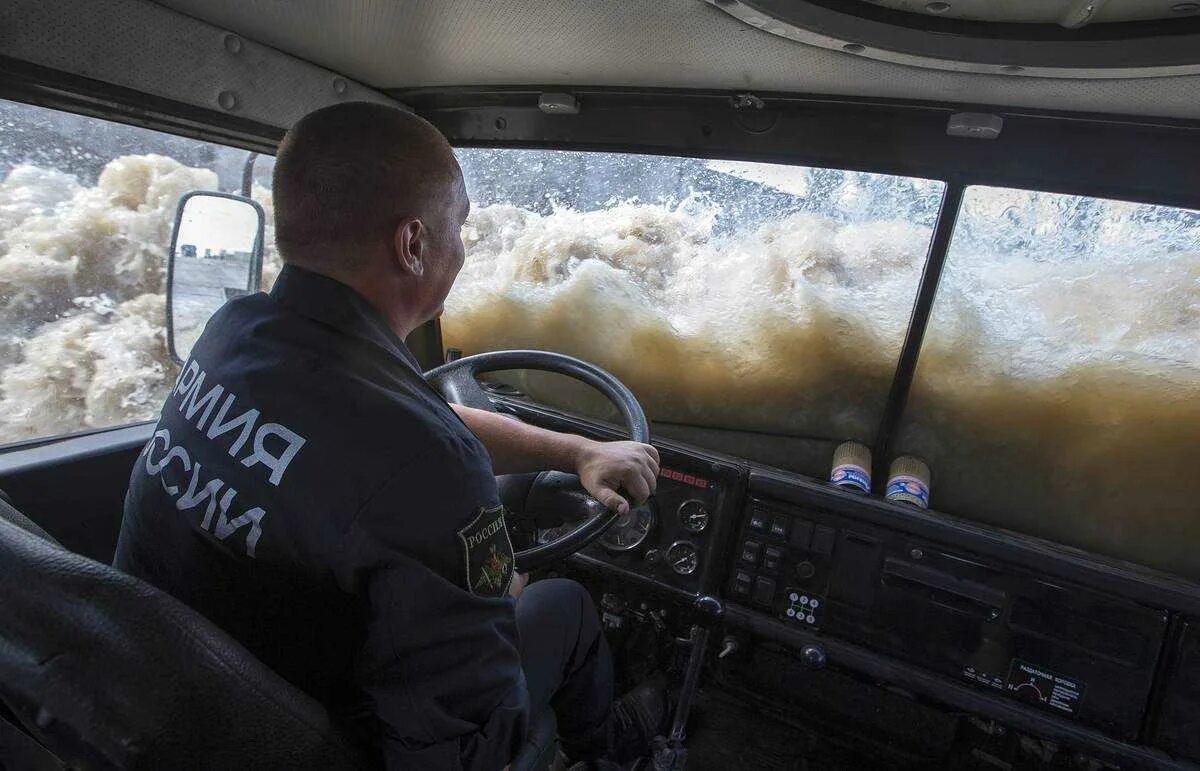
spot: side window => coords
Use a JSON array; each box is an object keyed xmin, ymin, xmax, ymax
[
  {"xmin": 449, "ymin": 148, "xmax": 945, "ymax": 477},
  {"xmin": 0, "ymin": 99, "xmax": 278, "ymax": 445},
  {"xmin": 897, "ymin": 186, "xmax": 1200, "ymax": 578}
]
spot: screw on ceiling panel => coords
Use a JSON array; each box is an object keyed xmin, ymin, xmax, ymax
[
  {"xmin": 218, "ymin": 91, "xmax": 239, "ymax": 111},
  {"xmin": 332, "ymin": 77, "xmax": 348, "ymax": 95},
  {"xmin": 1001, "ymin": 65, "xmax": 1024, "ymax": 73},
  {"xmin": 223, "ymin": 34, "xmax": 242, "ymax": 54}
]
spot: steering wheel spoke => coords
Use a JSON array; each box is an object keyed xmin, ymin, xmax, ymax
[{"xmin": 424, "ymin": 362, "xmax": 498, "ymax": 412}]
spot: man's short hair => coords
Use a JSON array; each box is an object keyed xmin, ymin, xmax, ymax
[{"xmin": 272, "ymin": 102, "xmax": 455, "ymax": 267}]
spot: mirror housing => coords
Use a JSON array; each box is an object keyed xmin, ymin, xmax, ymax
[{"xmin": 166, "ymin": 191, "xmax": 265, "ymax": 365}]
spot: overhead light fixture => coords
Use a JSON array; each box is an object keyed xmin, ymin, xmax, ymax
[
  {"xmin": 947, "ymin": 113, "xmax": 1003, "ymax": 139},
  {"xmin": 538, "ymin": 93, "xmax": 580, "ymax": 115}
]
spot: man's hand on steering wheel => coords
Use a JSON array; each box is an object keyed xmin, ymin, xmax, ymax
[
  {"xmin": 426, "ymin": 350, "xmax": 654, "ymax": 569},
  {"xmin": 572, "ymin": 439, "xmax": 660, "ymax": 515}
]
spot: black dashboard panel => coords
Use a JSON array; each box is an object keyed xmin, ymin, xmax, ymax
[
  {"xmin": 499, "ymin": 399, "xmax": 1200, "ymax": 765},
  {"xmin": 727, "ymin": 495, "xmax": 1169, "ymax": 739}
]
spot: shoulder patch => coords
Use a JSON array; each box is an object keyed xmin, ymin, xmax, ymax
[{"xmin": 457, "ymin": 505, "xmax": 515, "ymax": 598}]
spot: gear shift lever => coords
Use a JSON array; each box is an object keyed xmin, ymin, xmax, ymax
[{"xmin": 652, "ymin": 595, "xmax": 723, "ymax": 770}]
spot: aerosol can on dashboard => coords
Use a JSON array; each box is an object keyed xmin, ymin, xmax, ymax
[
  {"xmin": 830, "ymin": 441, "xmax": 872, "ymax": 494},
  {"xmin": 886, "ymin": 455, "xmax": 931, "ymax": 509}
]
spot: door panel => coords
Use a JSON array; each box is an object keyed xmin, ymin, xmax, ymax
[{"xmin": 0, "ymin": 424, "xmax": 153, "ymax": 563}]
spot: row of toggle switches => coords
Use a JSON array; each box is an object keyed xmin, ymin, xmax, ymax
[{"xmin": 746, "ymin": 508, "xmax": 836, "ymax": 556}]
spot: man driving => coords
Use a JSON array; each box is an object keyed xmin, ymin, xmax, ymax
[{"xmin": 115, "ymin": 102, "xmax": 665, "ymax": 770}]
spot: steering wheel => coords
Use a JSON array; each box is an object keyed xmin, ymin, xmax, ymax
[{"xmin": 425, "ymin": 350, "xmax": 650, "ymax": 571}]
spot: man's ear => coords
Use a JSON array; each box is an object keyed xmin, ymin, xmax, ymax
[{"xmin": 393, "ymin": 218, "xmax": 425, "ymax": 277}]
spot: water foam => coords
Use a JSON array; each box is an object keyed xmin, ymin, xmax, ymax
[{"xmin": 0, "ymin": 156, "xmax": 280, "ymax": 439}]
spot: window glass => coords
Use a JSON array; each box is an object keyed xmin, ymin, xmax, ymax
[
  {"xmin": 448, "ymin": 149, "xmax": 944, "ymax": 476},
  {"xmin": 897, "ymin": 186, "xmax": 1200, "ymax": 578},
  {"xmin": 0, "ymin": 99, "xmax": 278, "ymax": 444}
]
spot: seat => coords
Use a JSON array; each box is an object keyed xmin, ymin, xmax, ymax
[{"xmin": 0, "ymin": 495, "xmax": 555, "ymax": 770}]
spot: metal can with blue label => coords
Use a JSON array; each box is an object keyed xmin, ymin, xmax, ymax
[
  {"xmin": 830, "ymin": 441, "xmax": 872, "ymax": 494},
  {"xmin": 886, "ymin": 456, "xmax": 931, "ymax": 509}
]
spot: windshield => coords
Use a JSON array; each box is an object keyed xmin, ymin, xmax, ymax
[
  {"xmin": 898, "ymin": 186, "xmax": 1200, "ymax": 578},
  {"xmin": 449, "ymin": 148, "xmax": 945, "ymax": 476}
]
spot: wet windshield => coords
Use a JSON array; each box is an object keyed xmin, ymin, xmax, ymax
[
  {"xmin": 898, "ymin": 186, "xmax": 1200, "ymax": 578},
  {"xmin": 448, "ymin": 149, "xmax": 1200, "ymax": 580},
  {"xmin": 450, "ymin": 148, "xmax": 944, "ymax": 465}
]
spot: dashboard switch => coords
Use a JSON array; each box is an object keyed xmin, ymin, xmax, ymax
[
  {"xmin": 753, "ymin": 577, "xmax": 776, "ymax": 606},
  {"xmin": 811, "ymin": 525, "xmax": 836, "ymax": 556},
  {"xmin": 790, "ymin": 519, "xmax": 813, "ymax": 550},
  {"xmin": 770, "ymin": 516, "xmax": 789, "ymax": 539},
  {"xmin": 748, "ymin": 512, "xmax": 768, "ymax": 532},
  {"xmin": 740, "ymin": 539, "xmax": 762, "ymax": 565},
  {"xmin": 763, "ymin": 546, "xmax": 783, "ymax": 572},
  {"xmin": 732, "ymin": 570, "xmax": 753, "ymax": 596}
]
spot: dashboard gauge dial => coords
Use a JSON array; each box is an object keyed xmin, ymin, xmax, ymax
[
  {"xmin": 665, "ymin": 540, "xmax": 700, "ymax": 575},
  {"xmin": 677, "ymin": 499, "xmax": 710, "ymax": 533},
  {"xmin": 599, "ymin": 501, "xmax": 656, "ymax": 552}
]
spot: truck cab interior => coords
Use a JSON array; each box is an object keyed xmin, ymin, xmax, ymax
[{"xmin": 2, "ymin": 1, "xmax": 1200, "ymax": 769}]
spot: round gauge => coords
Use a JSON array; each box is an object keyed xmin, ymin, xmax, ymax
[
  {"xmin": 677, "ymin": 499, "xmax": 710, "ymax": 533},
  {"xmin": 665, "ymin": 540, "xmax": 699, "ymax": 576},
  {"xmin": 599, "ymin": 501, "xmax": 656, "ymax": 553}
]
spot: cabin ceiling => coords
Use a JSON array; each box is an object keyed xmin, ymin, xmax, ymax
[{"xmin": 148, "ymin": 0, "xmax": 1200, "ymax": 121}]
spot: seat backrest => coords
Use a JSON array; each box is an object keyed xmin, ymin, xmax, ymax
[{"xmin": 0, "ymin": 496, "xmax": 367, "ymax": 770}]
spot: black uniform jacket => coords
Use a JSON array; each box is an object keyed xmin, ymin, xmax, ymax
[{"xmin": 115, "ymin": 264, "xmax": 526, "ymax": 769}]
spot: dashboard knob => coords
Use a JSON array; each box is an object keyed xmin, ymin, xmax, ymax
[
  {"xmin": 796, "ymin": 560, "xmax": 816, "ymax": 579},
  {"xmin": 801, "ymin": 644, "xmax": 827, "ymax": 669},
  {"xmin": 692, "ymin": 595, "xmax": 725, "ymax": 626},
  {"xmin": 644, "ymin": 548, "xmax": 662, "ymax": 564}
]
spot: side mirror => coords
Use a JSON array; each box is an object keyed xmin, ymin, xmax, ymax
[{"xmin": 166, "ymin": 191, "xmax": 265, "ymax": 364}]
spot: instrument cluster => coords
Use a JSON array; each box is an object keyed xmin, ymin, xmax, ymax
[{"xmin": 539, "ymin": 450, "xmax": 742, "ymax": 595}]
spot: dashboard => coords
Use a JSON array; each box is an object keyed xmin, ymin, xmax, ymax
[{"xmin": 504, "ymin": 398, "xmax": 1200, "ymax": 769}]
